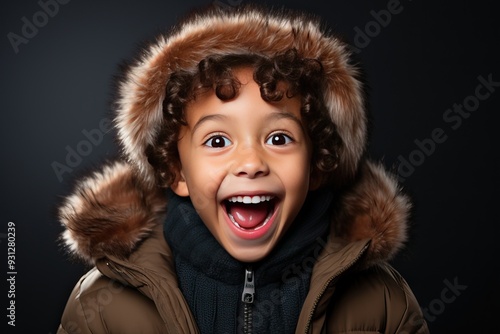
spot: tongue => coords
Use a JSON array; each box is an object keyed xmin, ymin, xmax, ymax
[{"xmin": 229, "ymin": 202, "xmax": 270, "ymax": 229}]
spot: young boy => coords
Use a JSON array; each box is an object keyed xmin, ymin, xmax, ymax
[{"xmin": 57, "ymin": 3, "xmax": 429, "ymax": 333}]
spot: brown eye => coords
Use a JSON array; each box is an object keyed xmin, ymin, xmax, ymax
[
  {"xmin": 266, "ymin": 133, "xmax": 293, "ymax": 146},
  {"xmin": 204, "ymin": 135, "xmax": 232, "ymax": 148}
]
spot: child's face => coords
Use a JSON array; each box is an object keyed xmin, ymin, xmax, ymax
[{"xmin": 172, "ymin": 67, "xmax": 313, "ymax": 262}]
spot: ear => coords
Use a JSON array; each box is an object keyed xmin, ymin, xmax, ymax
[{"xmin": 170, "ymin": 170, "xmax": 190, "ymax": 197}]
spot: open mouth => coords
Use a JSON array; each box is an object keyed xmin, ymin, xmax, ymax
[{"xmin": 223, "ymin": 195, "xmax": 277, "ymax": 231}]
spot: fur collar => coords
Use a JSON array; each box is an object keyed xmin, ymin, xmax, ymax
[{"xmin": 59, "ymin": 160, "xmax": 410, "ymax": 266}]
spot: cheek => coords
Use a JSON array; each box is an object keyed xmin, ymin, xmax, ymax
[
  {"xmin": 183, "ymin": 159, "xmax": 227, "ymax": 210},
  {"xmin": 186, "ymin": 180, "xmax": 215, "ymax": 211},
  {"xmin": 284, "ymin": 154, "xmax": 311, "ymax": 189}
]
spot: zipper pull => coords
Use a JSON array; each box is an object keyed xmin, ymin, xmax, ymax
[{"xmin": 242, "ymin": 267, "xmax": 255, "ymax": 304}]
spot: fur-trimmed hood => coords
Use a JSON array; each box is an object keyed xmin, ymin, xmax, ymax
[
  {"xmin": 114, "ymin": 4, "xmax": 366, "ymax": 187},
  {"xmin": 59, "ymin": 160, "xmax": 410, "ymax": 267}
]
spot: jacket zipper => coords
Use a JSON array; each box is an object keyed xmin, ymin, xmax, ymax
[{"xmin": 242, "ymin": 267, "xmax": 255, "ymax": 334}]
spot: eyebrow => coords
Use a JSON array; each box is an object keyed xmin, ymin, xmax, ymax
[
  {"xmin": 266, "ymin": 111, "xmax": 302, "ymax": 126},
  {"xmin": 192, "ymin": 114, "xmax": 229, "ymax": 134}
]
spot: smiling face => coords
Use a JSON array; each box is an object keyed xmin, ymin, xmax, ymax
[{"xmin": 171, "ymin": 67, "xmax": 312, "ymax": 262}]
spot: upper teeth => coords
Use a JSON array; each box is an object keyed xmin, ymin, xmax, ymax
[{"xmin": 228, "ymin": 195, "xmax": 274, "ymax": 204}]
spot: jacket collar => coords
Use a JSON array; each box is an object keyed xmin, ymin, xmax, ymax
[{"xmin": 94, "ymin": 223, "xmax": 199, "ymax": 332}]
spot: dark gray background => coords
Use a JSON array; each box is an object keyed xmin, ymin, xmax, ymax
[{"xmin": 1, "ymin": 0, "xmax": 498, "ymax": 333}]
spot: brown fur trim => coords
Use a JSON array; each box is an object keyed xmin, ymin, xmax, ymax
[
  {"xmin": 58, "ymin": 161, "xmax": 166, "ymax": 264},
  {"xmin": 59, "ymin": 159, "xmax": 410, "ymax": 265},
  {"xmin": 114, "ymin": 4, "xmax": 366, "ymax": 186},
  {"xmin": 332, "ymin": 161, "xmax": 411, "ymax": 267}
]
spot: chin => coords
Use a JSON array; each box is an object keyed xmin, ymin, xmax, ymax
[{"xmin": 226, "ymin": 243, "xmax": 274, "ymax": 263}]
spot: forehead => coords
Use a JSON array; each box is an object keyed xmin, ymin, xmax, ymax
[{"xmin": 185, "ymin": 66, "xmax": 302, "ymax": 118}]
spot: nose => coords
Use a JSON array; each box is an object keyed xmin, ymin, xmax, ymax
[{"xmin": 232, "ymin": 145, "xmax": 269, "ymax": 179}]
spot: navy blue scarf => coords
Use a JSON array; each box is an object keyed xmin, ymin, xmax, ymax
[{"xmin": 164, "ymin": 188, "xmax": 332, "ymax": 334}]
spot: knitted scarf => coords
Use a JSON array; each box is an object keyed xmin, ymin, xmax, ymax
[{"xmin": 164, "ymin": 188, "xmax": 332, "ymax": 334}]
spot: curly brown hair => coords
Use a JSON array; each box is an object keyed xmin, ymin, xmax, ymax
[{"xmin": 146, "ymin": 48, "xmax": 342, "ymax": 188}]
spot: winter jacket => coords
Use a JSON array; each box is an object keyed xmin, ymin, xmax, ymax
[
  {"xmin": 56, "ymin": 4, "xmax": 429, "ymax": 333},
  {"xmin": 56, "ymin": 160, "xmax": 428, "ymax": 334}
]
